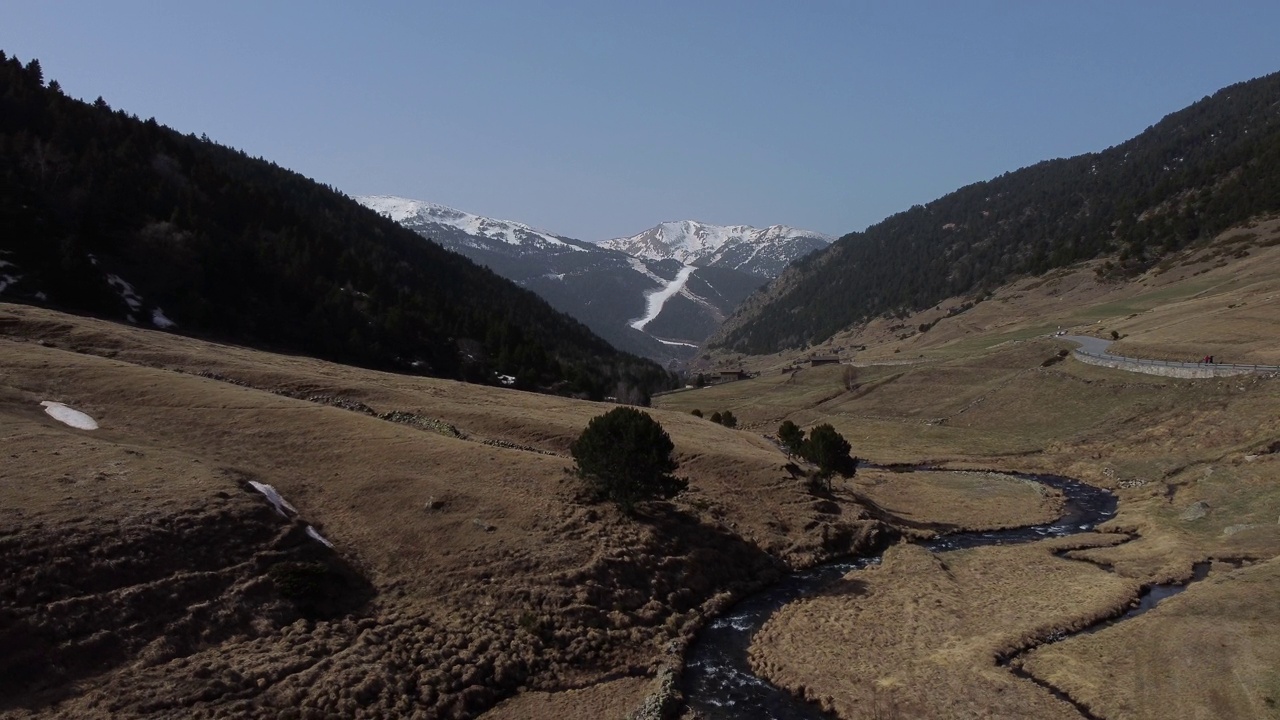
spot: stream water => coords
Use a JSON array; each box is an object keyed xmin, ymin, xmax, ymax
[{"xmin": 683, "ymin": 471, "xmax": 1143, "ymax": 718}]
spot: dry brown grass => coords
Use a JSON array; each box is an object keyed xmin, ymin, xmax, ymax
[
  {"xmin": 6, "ymin": 216, "xmax": 1280, "ymax": 719},
  {"xmin": 749, "ymin": 536, "xmax": 1139, "ymax": 719},
  {"xmin": 477, "ymin": 676, "xmax": 652, "ymax": 720},
  {"xmin": 1022, "ymin": 556, "xmax": 1280, "ymax": 720},
  {"xmin": 677, "ymin": 217, "xmax": 1280, "ymax": 719},
  {"xmin": 0, "ymin": 303, "xmax": 890, "ymax": 719},
  {"xmin": 855, "ymin": 469, "xmax": 1063, "ymax": 533}
]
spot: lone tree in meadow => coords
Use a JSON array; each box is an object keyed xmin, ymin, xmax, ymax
[
  {"xmin": 570, "ymin": 407, "xmax": 687, "ymax": 514},
  {"xmin": 802, "ymin": 423, "xmax": 858, "ymax": 491},
  {"xmin": 777, "ymin": 420, "xmax": 805, "ymax": 458}
]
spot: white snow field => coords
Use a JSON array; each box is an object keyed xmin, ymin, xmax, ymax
[{"xmin": 40, "ymin": 401, "xmax": 99, "ymax": 430}]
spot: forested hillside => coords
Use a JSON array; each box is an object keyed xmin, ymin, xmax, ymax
[
  {"xmin": 713, "ymin": 71, "xmax": 1280, "ymax": 354},
  {"xmin": 0, "ymin": 52, "xmax": 673, "ymax": 399}
]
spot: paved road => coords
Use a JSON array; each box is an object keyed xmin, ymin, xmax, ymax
[
  {"xmin": 1062, "ymin": 335, "xmax": 1116, "ymax": 358},
  {"xmin": 1060, "ymin": 335, "xmax": 1280, "ymax": 374}
]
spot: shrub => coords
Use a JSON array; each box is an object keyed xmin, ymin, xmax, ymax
[
  {"xmin": 719, "ymin": 410, "xmax": 737, "ymax": 428},
  {"xmin": 709, "ymin": 411, "xmax": 722, "ymax": 424},
  {"xmin": 570, "ymin": 407, "xmax": 687, "ymax": 514},
  {"xmin": 691, "ymin": 409, "xmax": 703, "ymax": 418}
]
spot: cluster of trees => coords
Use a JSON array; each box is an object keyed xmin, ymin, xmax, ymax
[
  {"xmin": 569, "ymin": 411, "xmax": 861, "ymax": 516},
  {"xmin": 689, "ymin": 409, "xmax": 737, "ymax": 428},
  {"xmin": 778, "ymin": 420, "xmax": 858, "ymax": 491},
  {"xmin": 716, "ymin": 70, "xmax": 1280, "ymax": 354},
  {"xmin": 0, "ymin": 52, "xmax": 675, "ymax": 400}
]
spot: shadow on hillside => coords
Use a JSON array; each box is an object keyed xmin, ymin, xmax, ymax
[
  {"xmin": 814, "ymin": 576, "xmax": 869, "ymax": 599},
  {"xmin": 634, "ymin": 503, "xmax": 787, "ymax": 601},
  {"xmin": 845, "ymin": 490, "xmax": 960, "ymax": 536},
  {"xmin": 0, "ymin": 498, "xmax": 374, "ymax": 713}
]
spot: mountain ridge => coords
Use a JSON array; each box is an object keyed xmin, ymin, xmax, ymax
[
  {"xmin": 711, "ymin": 70, "xmax": 1280, "ymax": 354},
  {"xmin": 354, "ymin": 196, "xmax": 827, "ymax": 364},
  {"xmin": 0, "ymin": 52, "xmax": 673, "ymax": 400},
  {"xmin": 602, "ymin": 219, "xmax": 833, "ymax": 277}
]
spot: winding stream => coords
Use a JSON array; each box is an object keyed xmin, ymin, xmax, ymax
[{"xmin": 683, "ymin": 471, "xmax": 1124, "ymax": 718}]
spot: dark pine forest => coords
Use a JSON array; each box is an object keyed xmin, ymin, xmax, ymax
[
  {"xmin": 0, "ymin": 53, "xmax": 674, "ymax": 400},
  {"xmin": 715, "ymin": 70, "xmax": 1280, "ymax": 354}
]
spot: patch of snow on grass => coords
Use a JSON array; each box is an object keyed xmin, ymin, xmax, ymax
[
  {"xmin": 306, "ymin": 525, "xmax": 335, "ymax": 548},
  {"xmin": 0, "ymin": 274, "xmax": 20, "ymax": 294},
  {"xmin": 152, "ymin": 307, "xmax": 177, "ymax": 329},
  {"xmin": 106, "ymin": 274, "xmax": 143, "ymax": 311},
  {"xmin": 248, "ymin": 481, "xmax": 297, "ymax": 517},
  {"xmin": 40, "ymin": 401, "xmax": 99, "ymax": 430}
]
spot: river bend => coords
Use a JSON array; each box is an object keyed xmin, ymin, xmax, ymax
[{"xmin": 683, "ymin": 471, "xmax": 1118, "ymax": 718}]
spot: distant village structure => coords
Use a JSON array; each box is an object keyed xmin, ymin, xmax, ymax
[{"xmin": 709, "ymin": 368, "xmax": 751, "ymax": 383}]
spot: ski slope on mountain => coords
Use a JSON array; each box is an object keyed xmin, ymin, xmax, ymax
[{"xmin": 630, "ymin": 264, "xmax": 696, "ymax": 332}]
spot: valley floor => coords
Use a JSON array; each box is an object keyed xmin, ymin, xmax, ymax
[
  {"xmin": 2, "ymin": 221, "xmax": 1278, "ymax": 720},
  {"xmin": 662, "ymin": 222, "xmax": 1280, "ymax": 720}
]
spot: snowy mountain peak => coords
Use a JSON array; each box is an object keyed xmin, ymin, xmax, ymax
[
  {"xmin": 601, "ymin": 220, "xmax": 833, "ymax": 277},
  {"xmin": 355, "ymin": 195, "xmax": 583, "ymax": 252}
]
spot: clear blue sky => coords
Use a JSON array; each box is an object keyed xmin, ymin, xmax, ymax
[{"xmin": 5, "ymin": 1, "xmax": 1279, "ymax": 240}]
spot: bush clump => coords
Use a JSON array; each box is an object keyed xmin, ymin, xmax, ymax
[{"xmin": 570, "ymin": 407, "xmax": 687, "ymax": 514}]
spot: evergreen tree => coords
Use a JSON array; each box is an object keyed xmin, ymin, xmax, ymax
[
  {"xmin": 777, "ymin": 420, "xmax": 805, "ymax": 458},
  {"xmin": 570, "ymin": 407, "xmax": 687, "ymax": 515},
  {"xmin": 802, "ymin": 423, "xmax": 858, "ymax": 491}
]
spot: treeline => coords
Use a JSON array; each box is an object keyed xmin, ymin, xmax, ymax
[
  {"xmin": 714, "ymin": 70, "xmax": 1280, "ymax": 353},
  {"xmin": 0, "ymin": 52, "xmax": 674, "ymax": 400}
]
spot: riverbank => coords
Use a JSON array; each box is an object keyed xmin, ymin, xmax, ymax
[{"xmin": 750, "ymin": 534, "xmax": 1138, "ymax": 719}]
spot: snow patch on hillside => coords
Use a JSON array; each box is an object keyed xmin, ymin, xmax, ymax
[
  {"xmin": 107, "ymin": 274, "xmax": 143, "ymax": 311},
  {"xmin": 152, "ymin": 308, "xmax": 177, "ymax": 329},
  {"xmin": 248, "ymin": 481, "xmax": 297, "ymax": 517},
  {"xmin": 0, "ymin": 273, "xmax": 20, "ymax": 294},
  {"xmin": 41, "ymin": 401, "xmax": 99, "ymax": 430}
]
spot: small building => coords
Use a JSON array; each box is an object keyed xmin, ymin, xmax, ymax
[
  {"xmin": 808, "ymin": 356, "xmax": 840, "ymax": 367},
  {"xmin": 710, "ymin": 369, "xmax": 751, "ymax": 383}
]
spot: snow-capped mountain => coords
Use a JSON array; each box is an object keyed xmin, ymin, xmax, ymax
[
  {"xmin": 357, "ymin": 195, "xmax": 588, "ymax": 254},
  {"xmin": 601, "ymin": 220, "xmax": 833, "ymax": 277},
  {"xmin": 355, "ymin": 196, "xmax": 828, "ymax": 365}
]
